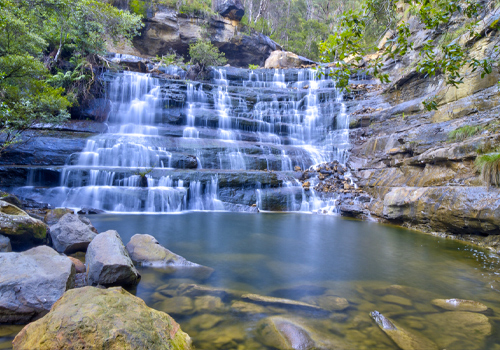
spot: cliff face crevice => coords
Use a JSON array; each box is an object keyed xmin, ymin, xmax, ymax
[{"xmin": 348, "ymin": 9, "xmax": 500, "ymax": 245}]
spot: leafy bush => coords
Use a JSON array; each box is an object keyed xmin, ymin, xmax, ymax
[
  {"xmin": 448, "ymin": 125, "xmax": 482, "ymax": 141},
  {"xmin": 475, "ymin": 153, "xmax": 500, "ymax": 188},
  {"xmin": 189, "ymin": 40, "xmax": 227, "ymax": 70},
  {"xmin": 153, "ymin": 53, "xmax": 185, "ymax": 68},
  {"xmin": 248, "ymin": 64, "xmax": 259, "ymax": 70},
  {"xmin": 159, "ymin": 0, "xmax": 214, "ymax": 16}
]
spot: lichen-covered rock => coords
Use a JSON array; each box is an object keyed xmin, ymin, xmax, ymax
[
  {"xmin": 431, "ymin": 298, "xmax": 488, "ymax": 312},
  {"xmin": 0, "ymin": 191, "xmax": 22, "ymax": 209},
  {"xmin": 49, "ymin": 213, "xmax": 97, "ymax": 254},
  {"xmin": 86, "ymin": 230, "xmax": 140, "ymax": 287},
  {"xmin": 0, "ymin": 246, "xmax": 75, "ymax": 324},
  {"xmin": 43, "ymin": 208, "xmax": 74, "ymax": 225},
  {"xmin": 0, "ymin": 234, "xmax": 11, "ymax": 252},
  {"xmin": 370, "ymin": 311, "xmax": 438, "ymax": 350},
  {"xmin": 0, "ymin": 200, "xmax": 48, "ymax": 248},
  {"xmin": 12, "ymin": 286, "xmax": 192, "ymax": 350}
]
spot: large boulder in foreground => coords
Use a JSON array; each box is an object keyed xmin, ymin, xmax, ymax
[
  {"xmin": 264, "ymin": 50, "xmax": 317, "ymax": 69},
  {"xmin": 13, "ymin": 286, "xmax": 192, "ymax": 350},
  {"xmin": 0, "ymin": 246, "xmax": 75, "ymax": 324},
  {"xmin": 86, "ymin": 230, "xmax": 140, "ymax": 287},
  {"xmin": 49, "ymin": 213, "xmax": 97, "ymax": 254},
  {"xmin": 0, "ymin": 200, "xmax": 48, "ymax": 248}
]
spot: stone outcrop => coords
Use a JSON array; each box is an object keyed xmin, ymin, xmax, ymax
[
  {"xmin": 43, "ymin": 208, "xmax": 74, "ymax": 225},
  {"xmin": 264, "ymin": 50, "xmax": 317, "ymax": 69},
  {"xmin": 0, "ymin": 246, "xmax": 75, "ymax": 323},
  {"xmin": 86, "ymin": 230, "xmax": 140, "ymax": 287},
  {"xmin": 111, "ymin": 6, "xmax": 281, "ymax": 67},
  {"xmin": 49, "ymin": 213, "xmax": 98, "ymax": 254},
  {"xmin": 12, "ymin": 286, "xmax": 192, "ymax": 350},
  {"xmin": 214, "ymin": 0, "xmax": 245, "ymax": 21},
  {"xmin": 0, "ymin": 200, "xmax": 48, "ymax": 248}
]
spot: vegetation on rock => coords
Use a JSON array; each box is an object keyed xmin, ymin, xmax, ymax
[
  {"xmin": 0, "ymin": 0, "xmax": 142, "ymax": 153},
  {"xmin": 189, "ymin": 39, "xmax": 227, "ymax": 75},
  {"xmin": 448, "ymin": 125, "xmax": 483, "ymax": 141},
  {"xmin": 475, "ymin": 152, "xmax": 500, "ymax": 188}
]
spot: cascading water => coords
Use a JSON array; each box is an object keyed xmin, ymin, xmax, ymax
[{"xmin": 13, "ymin": 66, "xmax": 351, "ymax": 213}]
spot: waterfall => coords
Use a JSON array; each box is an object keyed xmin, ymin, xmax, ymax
[{"xmin": 14, "ymin": 67, "xmax": 351, "ymax": 213}]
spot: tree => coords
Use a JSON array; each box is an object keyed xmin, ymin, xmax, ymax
[{"xmin": 188, "ymin": 40, "xmax": 227, "ymax": 76}]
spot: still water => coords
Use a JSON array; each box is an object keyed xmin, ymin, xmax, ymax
[{"xmin": 2, "ymin": 213, "xmax": 500, "ymax": 349}]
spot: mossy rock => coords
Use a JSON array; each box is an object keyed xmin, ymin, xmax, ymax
[{"xmin": 13, "ymin": 286, "xmax": 192, "ymax": 350}]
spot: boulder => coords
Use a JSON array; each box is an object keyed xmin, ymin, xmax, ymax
[
  {"xmin": 431, "ymin": 298, "xmax": 488, "ymax": 312},
  {"xmin": 370, "ymin": 311, "xmax": 438, "ymax": 350},
  {"xmin": 77, "ymin": 207, "xmax": 105, "ymax": 215},
  {"xmin": 214, "ymin": 0, "xmax": 245, "ymax": 21},
  {"xmin": 0, "ymin": 234, "xmax": 11, "ymax": 252},
  {"xmin": 43, "ymin": 208, "xmax": 74, "ymax": 225},
  {"xmin": 86, "ymin": 230, "xmax": 140, "ymax": 287},
  {"xmin": 0, "ymin": 200, "xmax": 48, "ymax": 248},
  {"xmin": 126, "ymin": 234, "xmax": 206, "ymax": 267},
  {"xmin": 264, "ymin": 51, "xmax": 317, "ymax": 69},
  {"xmin": 0, "ymin": 246, "xmax": 75, "ymax": 323},
  {"xmin": 49, "ymin": 214, "xmax": 98, "ymax": 254},
  {"xmin": 12, "ymin": 286, "xmax": 192, "ymax": 350}
]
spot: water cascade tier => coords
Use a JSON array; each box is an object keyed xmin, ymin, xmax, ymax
[{"xmin": 14, "ymin": 67, "xmax": 352, "ymax": 212}]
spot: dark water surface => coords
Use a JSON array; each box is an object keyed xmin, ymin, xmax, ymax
[{"xmin": 3, "ymin": 213, "xmax": 500, "ymax": 349}]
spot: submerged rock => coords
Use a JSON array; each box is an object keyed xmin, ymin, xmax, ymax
[
  {"xmin": 49, "ymin": 213, "xmax": 97, "ymax": 254},
  {"xmin": 0, "ymin": 234, "xmax": 11, "ymax": 252},
  {"xmin": 370, "ymin": 311, "xmax": 438, "ymax": 350},
  {"xmin": 177, "ymin": 283, "xmax": 231, "ymax": 299},
  {"xmin": 301, "ymin": 295, "xmax": 350, "ymax": 311},
  {"xmin": 231, "ymin": 300, "xmax": 268, "ymax": 314},
  {"xmin": 425, "ymin": 311, "xmax": 491, "ymax": 349},
  {"xmin": 257, "ymin": 316, "xmax": 316, "ymax": 350},
  {"xmin": 0, "ymin": 246, "xmax": 75, "ymax": 324},
  {"xmin": 0, "ymin": 200, "xmax": 48, "ymax": 248},
  {"xmin": 431, "ymin": 298, "xmax": 488, "ymax": 312},
  {"xmin": 12, "ymin": 286, "xmax": 192, "ymax": 350},
  {"xmin": 241, "ymin": 294, "xmax": 326, "ymax": 313},
  {"xmin": 86, "ymin": 230, "xmax": 140, "ymax": 287}
]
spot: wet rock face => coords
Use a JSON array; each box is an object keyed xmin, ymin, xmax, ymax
[
  {"xmin": 0, "ymin": 246, "xmax": 75, "ymax": 324},
  {"xmin": 214, "ymin": 0, "xmax": 244, "ymax": 21},
  {"xmin": 129, "ymin": 8, "xmax": 280, "ymax": 67},
  {"xmin": 49, "ymin": 213, "xmax": 98, "ymax": 254},
  {"xmin": 86, "ymin": 230, "xmax": 141, "ymax": 287},
  {"xmin": 265, "ymin": 51, "xmax": 317, "ymax": 69},
  {"xmin": 0, "ymin": 200, "xmax": 48, "ymax": 249},
  {"xmin": 12, "ymin": 286, "xmax": 193, "ymax": 350}
]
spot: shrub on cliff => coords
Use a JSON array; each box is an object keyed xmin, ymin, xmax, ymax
[
  {"xmin": 188, "ymin": 40, "xmax": 227, "ymax": 77},
  {"xmin": 475, "ymin": 153, "xmax": 500, "ymax": 188}
]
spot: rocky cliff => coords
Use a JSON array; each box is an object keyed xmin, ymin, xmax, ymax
[
  {"xmin": 347, "ymin": 9, "xmax": 500, "ymax": 246},
  {"xmin": 110, "ymin": 1, "xmax": 281, "ymax": 67}
]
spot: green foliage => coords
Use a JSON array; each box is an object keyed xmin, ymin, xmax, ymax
[
  {"xmin": 448, "ymin": 125, "xmax": 482, "ymax": 141},
  {"xmin": 159, "ymin": 0, "xmax": 214, "ymax": 16},
  {"xmin": 0, "ymin": 0, "xmax": 142, "ymax": 153},
  {"xmin": 475, "ymin": 153, "xmax": 500, "ymax": 188},
  {"xmin": 129, "ymin": 0, "xmax": 148, "ymax": 17},
  {"xmin": 189, "ymin": 40, "xmax": 227, "ymax": 70},
  {"xmin": 248, "ymin": 64, "xmax": 259, "ymax": 70},
  {"xmin": 154, "ymin": 53, "xmax": 185, "ymax": 67}
]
